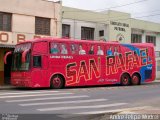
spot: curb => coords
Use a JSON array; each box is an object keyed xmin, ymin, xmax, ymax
[
  {"xmin": 0, "ymin": 86, "xmax": 16, "ymax": 90},
  {"xmin": 0, "ymin": 80, "xmax": 159, "ymax": 90},
  {"xmin": 154, "ymin": 80, "xmax": 160, "ymax": 82}
]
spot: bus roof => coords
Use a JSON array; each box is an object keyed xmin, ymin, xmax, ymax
[
  {"xmin": 17, "ymin": 37, "xmax": 119, "ymax": 45},
  {"xmin": 17, "ymin": 37, "xmax": 154, "ymax": 47}
]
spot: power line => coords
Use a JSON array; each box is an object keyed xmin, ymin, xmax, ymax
[
  {"xmin": 62, "ymin": 8, "xmax": 160, "ymax": 23},
  {"xmin": 62, "ymin": 12, "xmax": 160, "ymax": 24},
  {"xmin": 99, "ymin": 13, "xmax": 160, "ymax": 22},
  {"xmin": 63, "ymin": 0, "xmax": 148, "ymax": 12},
  {"xmin": 95, "ymin": 0, "xmax": 148, "ymax": 12},
  {"xmin": 62, "ymin": 0, "xmax": 153, "ymax": 22},
  {"xmin": 131, "ymin": 9, "xmax": 160, "ymax": 15},
  {"xmin": 135, "ymin": 13, "xmax": 160, "ymax": 19}
]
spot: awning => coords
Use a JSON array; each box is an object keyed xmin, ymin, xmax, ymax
[{"xmin": 0, "ymin": 44, "xmax": 15, "ymax": 48}]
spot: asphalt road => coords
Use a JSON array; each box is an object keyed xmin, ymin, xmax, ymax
[{"xmin": 0, "ymin": 81, "xmax": 160, "ymax": 120}]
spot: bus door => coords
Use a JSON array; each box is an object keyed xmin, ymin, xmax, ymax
[
  {"xmin": 4, "ymin": 50, "xmax": 13, "ymax": 85},
  {"xmin": 32, "ymin": 41, "xmax": 49, "ymax": 87}
]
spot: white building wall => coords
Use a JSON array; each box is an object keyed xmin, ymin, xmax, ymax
[
  {"xmin": 62, "ymin": 19, "xmax": 108, "ymax": 40},
  {"xmin": 96, "ymin": 23, "xmax": 109, "ymax": 40},
  {"xmin": 12, "ymin": 14, "xmax": 35, "ymax": 34},
  {"xmin": 155, "ymin": 34, "xmax": 160, "ymax": 79},
  {"xmin": 155, "ymin": 35, "xmax": 160, "ymax": 51}
]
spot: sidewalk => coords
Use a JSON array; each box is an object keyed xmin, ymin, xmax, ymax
[
  {"xmin": 89, "ymin": 107, "xmax": 160, "ymax": 120},
  {"xmin": 117, "ymin": 106, "xmax": 160, "ymax": 115}
]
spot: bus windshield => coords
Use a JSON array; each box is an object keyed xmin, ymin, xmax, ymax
[{"xmin": 12, "ymin": 43, "xmax": 31, "ymax": 71}]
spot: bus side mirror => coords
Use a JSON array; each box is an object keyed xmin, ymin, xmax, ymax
[
  {"xmin": 22, "ymin": 49, "xmax": 30, "ymax": 63},
  {"xmin": 4, "ymin": 51, "xmax": 12, "ymax": 64}
]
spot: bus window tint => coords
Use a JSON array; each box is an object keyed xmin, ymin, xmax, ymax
[
  {"xmin": 79, "ymin": 44, "xmax": 86, "ymax": 55},
  {"xmin": 106, "ymin": 46, "xmax": 113, "ymax": 56},
  {"xmin": 60, "ymin": 44, "xmax": 68, "ymax": 54},
  {"xmin": 33, "ymin": 56, "xmax": 41, "ymax": 67},
  {"xmin": 113, "ymin": 46, "xmax": 120, "ymax": 56},
  {"xmin": 50, "ymin": 43, "xmax": 59, "ymax": 54},
  {"xmin": 97, "ymin": 45, "xmax": 104, "ymax": 55},
  {"xmin": 88, "ymin": 45, "xmax": 95, "ymax": 55},
  {"xmin": 70, "ymin": 44, "xmax": 78, "ymax": 54}
]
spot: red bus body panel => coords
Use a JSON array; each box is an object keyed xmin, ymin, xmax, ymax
[{"xmin": 10, "ymin": 38, "xmax": 156, "ymax": 88}]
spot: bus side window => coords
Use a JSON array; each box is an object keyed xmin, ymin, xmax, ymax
[
  {"xmin": 113, "ymin": 46, "xmax": 120, "ymax": 56},
  {"xmin": 60, "ymin": 44, "xmax": 68, "ymax": 54},
  {"xmin": 33, "ymin": 56, "xmax": 41, "ymax": 67},
  {"xmin": 88, "ymin": 45, "xmax": 95, "ymax": 55},
  {"xmin": 70, "ymin": 44, "xmax": 78, "ymax": 54},
  {"xmin": 97, "ymin": 45, "xmax": 104, "ymax": 55},
  {"xmin": 106, "ymin": 46, "xmax": 113, "ymax": 56},
  {"xmin": 79, "ymin": 44, "xmax": 86, "ymax": 55},
  {"xmin": 50, "ymin": 42, "xmax": 59, "ymax": 54}
]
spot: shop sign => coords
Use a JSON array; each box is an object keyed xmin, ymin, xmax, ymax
[{"xmin": 0, "ymin": 32, "xmax": 45, "ymax": 44}]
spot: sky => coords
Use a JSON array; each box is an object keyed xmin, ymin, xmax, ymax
[{"xmin": 61, "ymin": 0, "xmax": 160, "ymax": 23}]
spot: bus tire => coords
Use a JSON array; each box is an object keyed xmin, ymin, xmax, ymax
[
  {"xmin": 50, "ymin": 75, "xmax": 64, "ymax": 89},
  {"xmin": 131, "ymin": 73, "xmax": 140, "ymax": 85},
  {"xmin": 120, "ymin": 73, "xmax": 131, "ymax": 86}
]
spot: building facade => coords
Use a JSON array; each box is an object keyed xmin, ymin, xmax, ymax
[
  {"xmin": 62, "ymin": 6, "xmax": 160, "ymax": 79},
  {"xmin": 0, "ymin": 1, "xmax": 160, "ymax": 86},
  {"xmin": 0, "ymin": 0, "xmax": 62, "ymax": 85}
]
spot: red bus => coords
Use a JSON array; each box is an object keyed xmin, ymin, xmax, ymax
[{"xmin": 4, "ymin": 38, "xmax": 156, "ymax": 88}]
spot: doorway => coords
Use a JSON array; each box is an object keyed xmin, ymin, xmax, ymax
[{"xmin": 4, "ymin": 51, "xmax": 12, "ymax": 85}]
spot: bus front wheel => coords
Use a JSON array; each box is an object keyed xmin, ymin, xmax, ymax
[
  {"xmin": 50, "ymin": 75, "xmax": 64, "ymax": 89},
  {"xmin": 120, "ymin": 73, "xmax": 131, "ymax": 86}
]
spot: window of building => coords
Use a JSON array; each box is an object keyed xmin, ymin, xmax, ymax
[
  {"xmin": 33, "ymin": 56, "xmax": 41, "ymax": 67},
  {"xmin": 35, "ymin": 17, "xmax": 50, "ymax": 35},
  {"xmin": 155, "ymin": 51, "xmax": 160, "ymax": 58},
  {"xmin": 99, "ymin": 30, "xmax": 104, "ymax": 37},
  {"xmin": 157, "ymin": 60, "xmax": 160, "ymax": 71},
  {"xmin": 0, "ymin": 12, "xmax": 12, "ymax": 31},
  {"xmin": 62, "ymin": 24, "xmax": 70, "ymax": 38},
  {"xmin": 146, "ymin": 35, "xmax": 156, "ymax": 46},
  {"xmin": 81, "ymin": 27, "xmax": 94, "ymax": 40},
  {"xmin": 131, "ymin": 34, "xmax": 142, "ymax": 43}
]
